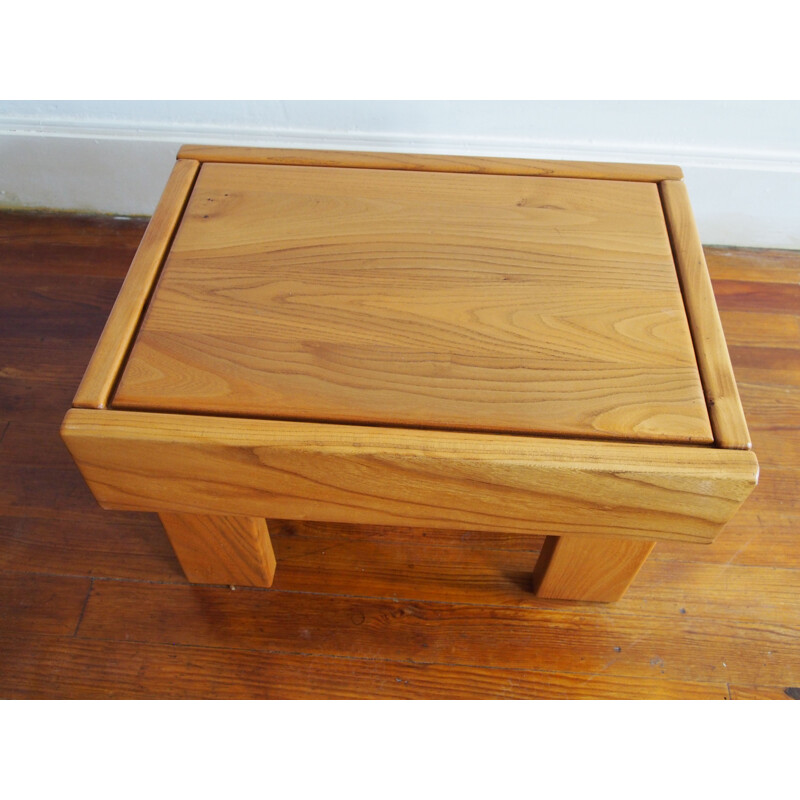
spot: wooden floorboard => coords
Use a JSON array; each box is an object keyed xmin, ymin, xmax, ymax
[
  {"xmin": 0, "ymin": 571, "xmax": 90, "ymax": 636},
  {"xmin": 719, "ymin": 311, "xmax": 800, "ymax": 350},
  {"xmin": 0, "ymin": 210, "xmax": 147, "ymax": 278},
  {"xmin": 75, "ymin": 579, "xmax": 799, "ymax": 686},
  {"xmin": 705, "ymin": 246, "xmax": 800, "ymax": 284},
  {"xmin": 0, "ymin": 633, "xmax": 728, "ymax": 699},
  {"xmin": 0, "ymin": 211, "xmax": 798, "ymax": 699},
  {"xmin": 729, "ymin": 685, "xmax": 798, "ymax": 700}
]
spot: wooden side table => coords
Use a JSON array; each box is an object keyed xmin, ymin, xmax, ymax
[{"xmin": 61, "ymin": 146, "xmax": 758, "ymax": 601}]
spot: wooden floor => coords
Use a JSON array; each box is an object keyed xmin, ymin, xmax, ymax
[{"xmin": 1, "ymin": 210, "xmax": 798, "ymax": 699}]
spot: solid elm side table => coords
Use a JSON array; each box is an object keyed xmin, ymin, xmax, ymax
[{"xmin": 61, "ymin": 146, "xmax": 758, "ymax": 601}]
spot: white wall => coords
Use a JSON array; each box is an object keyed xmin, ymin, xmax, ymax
[{"xmin": 1, "ymin": 101, "xmax": 798, "ymax": 248}]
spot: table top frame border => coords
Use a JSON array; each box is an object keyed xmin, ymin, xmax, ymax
[
  {"xmin": 72, "ymin": 158, "xmax": 200, "ymax": 410},
  {"xmin": 659, "ymin": 179, "xmax": 751, "ymax": 450},
  {"xmin": 70, "ymin": 148, "xmax": 750, "ymax": 458},
  {"xmin": 177, "ymin": 144, "xmax": 684, "ymax": 182}
]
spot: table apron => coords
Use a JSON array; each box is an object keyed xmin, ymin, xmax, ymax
[{"xmin": 61, "ymin": 408, "xmax": 758, "ymax": 545}]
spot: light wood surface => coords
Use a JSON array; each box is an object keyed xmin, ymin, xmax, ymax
[
  {"xmin": 660, "ymin": 180, "xmax": 751, "ymax": 450},
  {"xmin": 114, "ymin": 162, "xmax": 711, "ymax": 444},
  {"xmin": 177, "ymin": 145, "xmax": 684, "ymax": 181},
  {"xmin": 158, "ymin": 513, "xmax": 275, "ymax": 587},
  {"xmin": 61, "ymin": 408, "xmax": 757, "ymax": 544},
  {"xmin": 72, "ymin": 159, "xmax": 199, "ymax": 409},
  {"xmin": 533, "ymin": 535, "xmax": 655, "ymax": 601}
]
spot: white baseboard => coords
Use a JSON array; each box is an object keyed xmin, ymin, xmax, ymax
[{"xmin": 1, "ymin": 123, "xmax": 798, "ymax": 249}]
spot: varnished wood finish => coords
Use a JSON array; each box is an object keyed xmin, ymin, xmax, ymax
[
  {"xmin": 0, "ymin": 571, "xmax": 90, "ymax": 635},
  {"xmin": 0, "ymin": 210, "xmax": 148, "ymax": 279},
  {"xmin": 115, "ymin": 163, "xmax": 711, "ymax": 444},
  {"xmin": 177, "ymin": 144, "xmax": 684, "ymax": 181},
  {"xmin": 72, "ymin": 159, "xmax": 199, "ymax": 409},
  {"xmin": 159, "ymin": 513, "xmax": 275, "ymax": 587},
  {"xmin": 0, "ymin": 210, "xmax": 145, "ymax": 423},
  {"xmin": 660, "ymin": 180, "xmax": 751, "ymax": 450},
  {"xmin": 0, "ymin": 633, "xmax": 728, "ymax": 699},
  {"xmin": 61, "ymin": 408, "xmax": 757, "ymax": 544},
  {"xmin": 729, "ymin": 686, "xmax": 798, "ymax": 700},
  {"xmin": 706, "ymin": 246, "xmax": 800, "ymax": 284},
  {"xmin": 76, "ymin": 578, "xmax": 800, "ymax": 686},
  {"xmin": 533, "ymin": 535, "xmax": 655, "ymax": 601},
  {"xmin": 69, "ymin": 156, "xmax": 757, "ymax": 604},
  {"xmin": 0, "ymin": 211, "xmax": 795, "ymax": 697}
]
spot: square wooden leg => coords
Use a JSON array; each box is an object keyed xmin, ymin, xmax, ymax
[
  {"xmin": 159, "ymin": 513, "xmax": 276, "ymax": 588},
  {"xmin": 532, "ymin": 535, "xmax": 655, "ymax": 602}
]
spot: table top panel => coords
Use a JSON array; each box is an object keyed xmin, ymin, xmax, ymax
[{"xmin": 113, "ymin": 162, "xmax": 713, "ymax": 443}]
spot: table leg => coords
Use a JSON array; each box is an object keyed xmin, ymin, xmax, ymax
[
  {"xmin": 532, "ymin": 535, "xmax": 654, "ymax": 602},
  {"xmin": 159, "ymin": 513, "xmax": 276, "ymax": 588}
]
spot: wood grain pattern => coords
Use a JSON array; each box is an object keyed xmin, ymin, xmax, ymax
[
  {"xmin": 177, "ymin": 145, "xmax": 684, "ymax": 181},
  {"xmin": 706, "ymin": 246, "xmax": 800, "ymax": 284},
  {"xmin": 0, "ymin": 210, "xmax": 147, "ymax": 279},
  {"xmin": 115, "ymin": 162, "xmax": 711, "ymax": 444},
  {"xmin": 72, "ymin": 159, "xmax": 199, "ymax": 409},
  {"xmin": 660, "ymin": 180, "xmax": 751, "ymax": 450},
  {"xmin": 719, "ymin": 310, "xmax": 800, "ymax": 350},
  {"xmin": 738, "ymin": 380, "xmax": 800, "ymax": 436},
  {"xmin": 76, "ymin": 579, "xmax": 800, "ymax": 686},
  {"xmin": 729, "ymin": 685, "xmax": 798, "ymax": 700},
  {"xmin": 730, "ymin": 346, "xmax": 800, "ymax": 392},
  {"xmin": 0, "ymin": 633, "xmax": 728, "ymax": 699},
  {"xmin": 653, "ymin": 473, "xmax": 800, "ymax": 569},
  {"xmin": 712, "ymin": 279, "xmax": 800, "ymax": 316},
  {"xmin": 0, "ymin": 514, "xmax": 183, "ymax": 581},
  {"xmin": 0, "ymin": 571, "xmax": 90, "ymax": 635},
  {"xmin": 159, "ymin": 513, "xmax": 275, "ymax": 587},
  {"xmin": 0, "ymin": 273, "xmax": 124, "ymax": 340},
  {"xmin": 0, "ymin": 214, "xmax": 144, "ymax": 422},
  {"xmin": 1, "ymin": 211, "xmax": 794, "ymax": 699},
  {"xmin": 533, "ymin": 535, "xmax": 655, "ymax": 601},
  {"xmin": 260, "ymin": 523, "xmax": 800, "ymax": 617},
  {"xmin": 265, "ymin": 528, "xmax": 800, "ymax": 622},
  {"xmin": 61, "ymin": 408, "xmax": 757, "ymax": 545}
]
